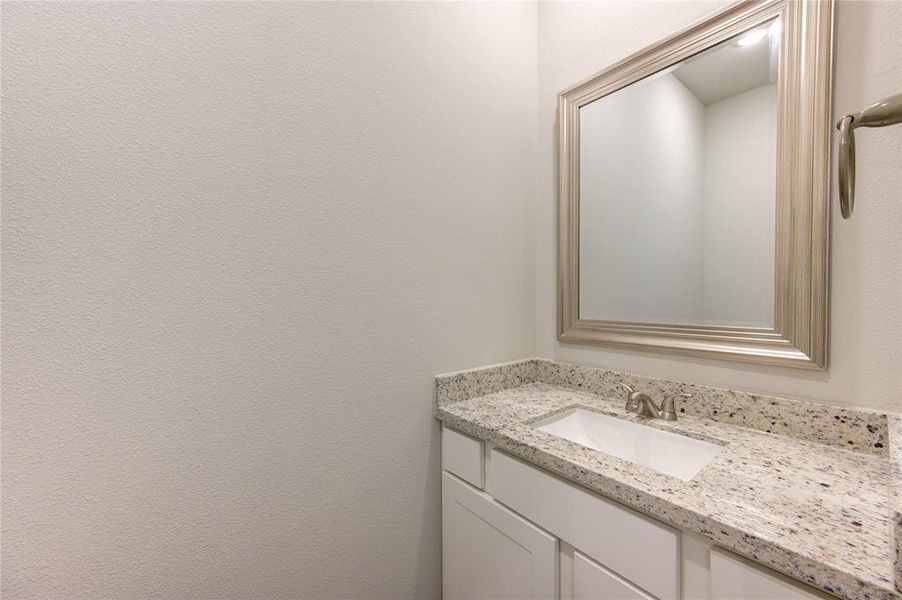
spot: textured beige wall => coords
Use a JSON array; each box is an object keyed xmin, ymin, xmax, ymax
[
  {"xmin": 537, "ymin": 0, "xmax": 902, "ymax": 414},
  {"xmin": 1, "ymin": 2, "xmax": 537, "ymax": 597}
]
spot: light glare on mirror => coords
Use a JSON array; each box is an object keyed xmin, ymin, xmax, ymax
[
  {"xmin": 737, "ymin": 20, "xmax": 782, "ymax": 47},
  {"xmin": 737, "ymin": 28, "xmax": 767, "ymax": 46}
]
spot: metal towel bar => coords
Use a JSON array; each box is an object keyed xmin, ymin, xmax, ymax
[{"xmin": 836, "ymin": 93, "xmax": 902, "ymax": 219}]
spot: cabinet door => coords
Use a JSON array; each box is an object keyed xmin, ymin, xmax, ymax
[
  {"xmin": 710, "ymin": 548, "xmax": 829, "ymax": 599},
  {"xmin": 561, "ymin": 544, "xmax": 654, "ymax": 600},
  {"xmin": 443, "ymin": 472, "xmax": 558, "ymax": 600}
]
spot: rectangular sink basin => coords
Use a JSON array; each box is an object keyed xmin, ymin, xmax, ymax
[{"xmin": 532, "ymin": 408, "xmax": 723, "ymax": 481}]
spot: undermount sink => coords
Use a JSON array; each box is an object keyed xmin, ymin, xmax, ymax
[{"xmin": 532, "ymin": 407, "xmax": 724, "ymax": 481}]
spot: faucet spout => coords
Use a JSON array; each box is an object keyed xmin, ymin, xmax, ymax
[
  {"xmin": 633, "ymin": 392, "xmax": 661, "ymax": 419},
  {"xmin": 629, "ymin": 393, "xmax": 663, "ymax": 419}
]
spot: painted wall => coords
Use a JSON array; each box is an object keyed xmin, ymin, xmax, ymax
[
  {"xmin": 580, "ymin": 73, "xmax": 705, "ymax": 323},
  {"xmin": 1, "ymin": 2, "xmax": 537, "ymax": 597},
  {"xmin": 701, "ymin": 83, "xmax": 777, "ymax": 327},
  {"xmin": 538, "ymin": 0, "xmax": 902, "ymax": 414}
]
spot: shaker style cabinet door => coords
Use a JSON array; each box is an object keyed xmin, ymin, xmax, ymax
[
  {"xmin": 442, "ymin": 472, "xmax": 557, "ymax": 600},
  {"xmin": 560, "ymin": 545, "xmax": 654, "ymax": 600},
  {"xmin": 710, "ymin": 548, "xmax": 829, "ymax": 600}
]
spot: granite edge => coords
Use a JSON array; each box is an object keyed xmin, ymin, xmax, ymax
[{"xmin": 889, "ymin": 416, "xmax": 902, "ymax": 593}]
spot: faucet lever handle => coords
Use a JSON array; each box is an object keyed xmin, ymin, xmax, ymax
[
  {"xmin": 660, "ymin": 393, "xmax": 692, "ymax": 420},
  {"xmin": 615, "ymin": 381, "xmax": 635, "ymax": 395},
  {"xmin": 615, "ymin": 381, "xmax": 637, "ymax": 410}
]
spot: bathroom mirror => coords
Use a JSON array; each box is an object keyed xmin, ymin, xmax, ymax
[{"xmin": 557, "ymin": 0, "xmax": 833, "ymax": 368}]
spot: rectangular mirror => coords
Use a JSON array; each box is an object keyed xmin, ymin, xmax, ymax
[{"xmin": 558, "ymin": 0, "xmax": 833, "ymax": 368}]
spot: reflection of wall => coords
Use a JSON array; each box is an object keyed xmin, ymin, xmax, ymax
[
  {"xmin": 701, "ymin": 84, "xmax": 777, "ymax": 327},
  {"xmin": 579, "ymin": 74, "xmax": 775, "ymax": 327},
  {"xmin": 579, "ymin": 74, "xmax": 705, "ymax": 322}
]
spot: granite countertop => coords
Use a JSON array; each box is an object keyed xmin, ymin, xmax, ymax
[{"xmin": 435, "ymin": 359, "xmax": 900, "ymax": 600}]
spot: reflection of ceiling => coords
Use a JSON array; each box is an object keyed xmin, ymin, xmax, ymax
[{"xmin": 674, "ymin": 29, "xmax": 775, "ymax": 105}]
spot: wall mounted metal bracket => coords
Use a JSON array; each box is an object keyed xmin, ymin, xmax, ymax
[{"xmin": 836, "ymin": 93, "xmax": 902, "ymax": 219}]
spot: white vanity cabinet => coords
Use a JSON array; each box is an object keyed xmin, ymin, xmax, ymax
[
  {"xmin": 442, "ymin": 472, "xmax": 558, "ymax": 600},
  {"xmin": 440, "ymin": 426, "xmax": 832, "ymax": 600}
]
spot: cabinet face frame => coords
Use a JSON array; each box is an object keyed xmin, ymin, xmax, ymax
[{"xmin": 557, "ymin": 0, "xmax": 834, "ymax": 369}]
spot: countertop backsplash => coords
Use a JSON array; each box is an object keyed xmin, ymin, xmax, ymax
[{"xmin": 437, "ymin": 358, "xmax": 889, "ymax": 455}]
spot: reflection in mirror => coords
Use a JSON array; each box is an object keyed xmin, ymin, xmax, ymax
[{"xmin": 578, "ymin": 18, "xmax": 780, "ymax": 328}]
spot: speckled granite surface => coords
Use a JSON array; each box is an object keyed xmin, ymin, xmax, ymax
[
  {"xmin": 436, "ymin": 359, "xmax": 540, "ymax": 405},
  {"xmin": 435, "ymin": 360, "xmax": 901, "ymax": 600},
  {"xmin": 889, "ymin": 416, "xmax": 902, "ymax": 592},
  {"xmin": 437, "ymin": 358, "xmax": 889, "ymax": 455}
]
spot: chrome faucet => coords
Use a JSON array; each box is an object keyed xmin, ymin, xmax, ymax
[{"xmin": 615, "ymin": 382, "xmax": 691, "ymax": 422}]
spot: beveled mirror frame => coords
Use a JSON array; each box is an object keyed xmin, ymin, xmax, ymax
[{"xmin": 558, "ymin": 0, "xmax": 833, "ymax": 369}]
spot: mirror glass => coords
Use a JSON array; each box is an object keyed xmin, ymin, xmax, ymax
[{"xmin": 578, "ymin": 18, "xmax": 781, "ymax": 327}]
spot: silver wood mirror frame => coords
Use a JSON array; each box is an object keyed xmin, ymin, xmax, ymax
[{"xmin": 557, "ymin": 0, "xmax": 833, "ymax": 369}]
